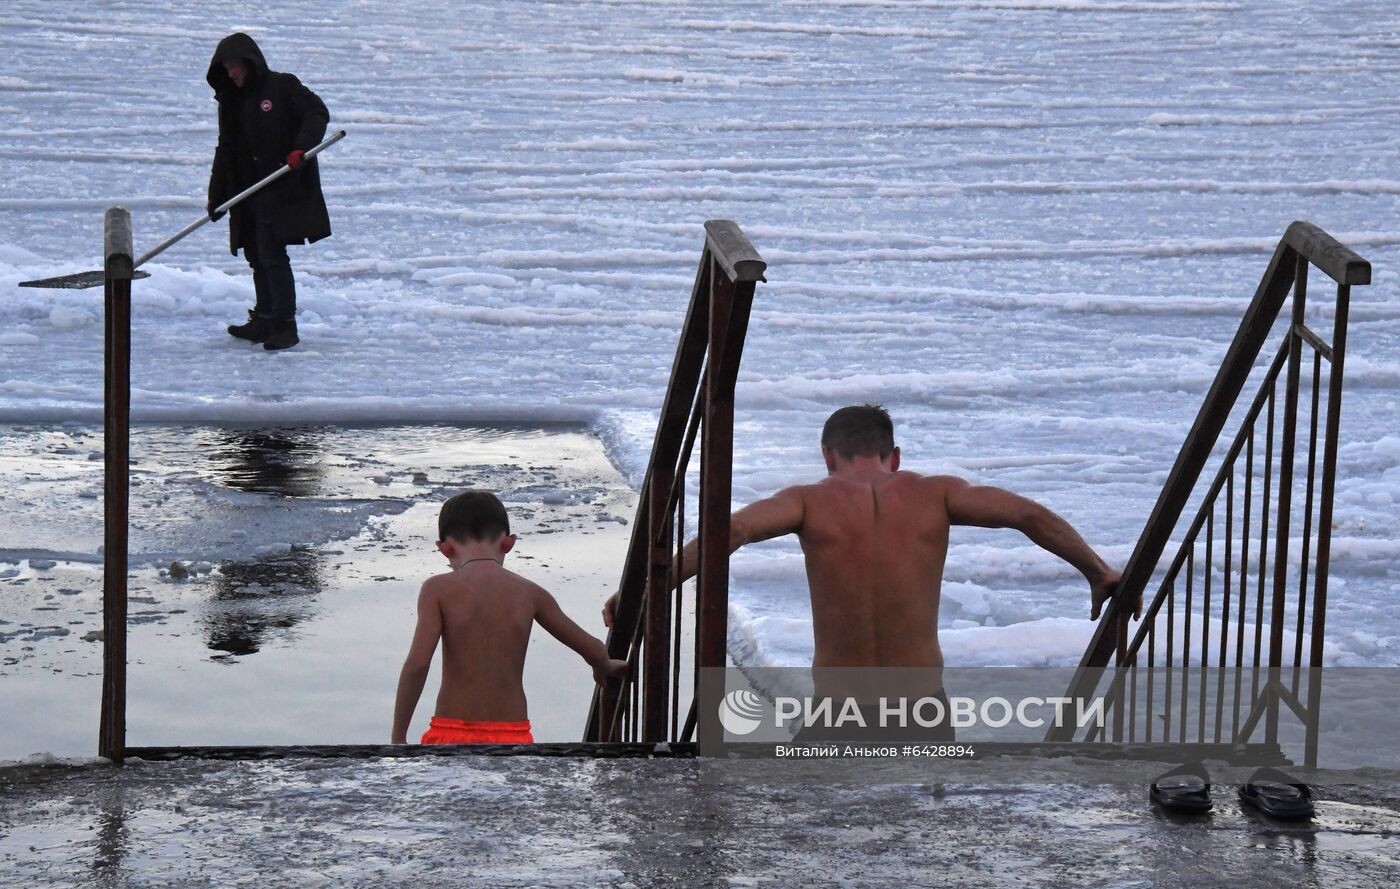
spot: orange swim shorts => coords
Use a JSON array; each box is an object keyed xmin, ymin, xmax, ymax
[{"xmin": 420, "ymin": 716, "xmax": 534, "ymax": 745}]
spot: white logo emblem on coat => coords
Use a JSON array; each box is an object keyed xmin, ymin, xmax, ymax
[{"xmin": 260, "ymin": 99, "xmax": 272, "ymax": 112}]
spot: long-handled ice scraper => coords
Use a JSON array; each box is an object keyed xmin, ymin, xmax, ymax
[{"xmin": 19, "ymin": 129, "xmax": 346, "ymax": 289}]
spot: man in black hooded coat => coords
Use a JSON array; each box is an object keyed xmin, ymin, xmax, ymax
[{"xmin": 207, "ymin": 33, "xmax": 331, "ymax": 351}]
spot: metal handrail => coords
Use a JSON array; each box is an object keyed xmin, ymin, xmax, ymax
[
  {"xmin": 1047, "ymin": 222, "xmax": 1368, "ymax": 758},
  {"xmin": 583, "ymin": 221, "xmax": 764, "ymax": 744}
]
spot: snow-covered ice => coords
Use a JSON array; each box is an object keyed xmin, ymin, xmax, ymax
[{"xmin": 2, "ymin": 0, "xmax": 1399, "ymax": 676}]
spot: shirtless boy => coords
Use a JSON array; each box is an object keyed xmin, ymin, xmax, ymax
[
  {"xmin": 393, "ymin": 490, "xmax": 628, "ymax": 745},
  {"xmin": 604, "ymin": 404, "xmax": 1134, "ymax": 738}
]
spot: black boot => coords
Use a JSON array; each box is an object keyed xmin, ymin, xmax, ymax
[
  {"xmin": 228, "ymin": 310, "xmax": 273, "ymax": 342},
  {"xmin": 262, "ymin": 318, "xmax": 299, "ymax": 351}
]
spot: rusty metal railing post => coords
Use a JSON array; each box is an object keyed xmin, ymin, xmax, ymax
[
  {"xmin": 584, "ymin": 222, "xmax": 762, "ymax": 747},
  {"xmin": 696, "ymin": 260, "xmax": 736, "ymax": 677},
  {"xmin": 99, "ymin": 208, "xmax": 133, "ymax": 765},
  {"xmin": 695, "ymin": 238, "xmax": 760, "ymax": 665},
  {"xmin": 642, "ymin": 466, "xmax": 674, "ymax": 741},
  {"xmin": 1265, "ymin": 255, "xmax": 1309, "ymax": 744},
  {"xmin": 694, "ymin": 223, "xmax": 761, "ymax": 749},
  {"xmin": 1304, "ymin": 281, "xmax": 1351, "ymax": 768}
]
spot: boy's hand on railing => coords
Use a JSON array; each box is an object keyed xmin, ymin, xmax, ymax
[
  {"xmin": 592, "ymin": 657, "xmax": 629, "ymax": 685},
  {"xmin": 1090, "ymin": 569, "xmax": 1136, "ymax": 621},
  {"xmin": 602, "ymin": 590, "xmax": 619, "ymax": 628}
]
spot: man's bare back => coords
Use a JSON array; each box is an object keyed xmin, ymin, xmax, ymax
[
  {"xmin": 603, "ymin": 405, "xmax": 1132, "ymax": 680},
  {"xmin": 794, "ymin": 470, "xmax": 954, "ymax": 669}
]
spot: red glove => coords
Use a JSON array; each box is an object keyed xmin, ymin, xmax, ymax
[{"xmin": 286, "ymin": 149, "xmax": 305, "ymax": 170}]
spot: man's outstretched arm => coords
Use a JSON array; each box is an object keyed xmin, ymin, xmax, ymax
[
  {"xmin": 603, "ymin": 486, "xmax": 805, "ymax": 628},
  {"xmin": 942, "ymin": 477, "xmax": 1133, "ymax": 620}
]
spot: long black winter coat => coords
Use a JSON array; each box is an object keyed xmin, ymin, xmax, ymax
[{"xmin": 207, "ymin": 33, "xmax": 331, "ymax": 254}]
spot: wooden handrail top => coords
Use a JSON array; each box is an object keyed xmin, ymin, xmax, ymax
[
  {"xmin": 104, "ymin": 207, "xmax": 134, "ymax": 280},
  {"xmin": 1286, "ymin": 220, "xmax": 1370, "ymax": 286},
  {"xmin": 705, "ymin": 219, "xmax": 766, "ymax": 283}
]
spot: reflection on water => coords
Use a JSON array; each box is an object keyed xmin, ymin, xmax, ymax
[
  {"xmin": 203, "ymin": 548, "xmax": 323, "ymax": 657},
  {"xmin": 204, "ymin": 429, "xmax": 327, "ymax": 657},
  {"xmin": 0, "ymin": 423, "xmax": 634, "ymax": 752},
  {"xmin": 92, "ymin": 787, "xmax": 129, "ymax": 884},
  {"xmin": 211, "ymin": 428, "xmax": 325, "ymax": 498}
]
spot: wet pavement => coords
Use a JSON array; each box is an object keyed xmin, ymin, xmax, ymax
[{"xmin": 1, "ymin": 756, "xmax": 1398, "ymax": 888}]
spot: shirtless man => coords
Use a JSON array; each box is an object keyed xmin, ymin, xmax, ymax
[
  {"xmin": 603, "ymin": 404, "xmax": 1133, "ymax": 738},
  {"xmin": 392, "ymin": 490, "xmax": 628, "ymax": 745}
]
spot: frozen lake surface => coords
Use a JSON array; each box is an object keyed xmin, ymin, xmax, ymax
[
  {"xmin": 3, "ymin": 3, "xmax": 1400, "ymax": 883},
  {"xmin": 0, "ymin": 424, "xmax": 633, "ymax": 760},
  {"xmin": 0, "ymin": 0, "xmax": 1398, "ymax": 709}
]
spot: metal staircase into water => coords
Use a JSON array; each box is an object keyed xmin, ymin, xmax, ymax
[{"xmin": 1046, "ymin": 222, "xmax": 1370, "ymax": 769}]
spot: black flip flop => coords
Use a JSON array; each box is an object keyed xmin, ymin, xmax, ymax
[
  {"xmin": 1238, "ymin": 766, "xmax": 1314, "ymax": 820},
  {"xmin": 1150, "ymin": 761, "xmax": 1213, "ymax": 814}
]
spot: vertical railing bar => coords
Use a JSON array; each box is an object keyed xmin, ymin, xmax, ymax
[
  {"xmin": 1252, "ymin": 385, "xmax": 1275, "ymax": 707},
  {"xmin": 1233, "ymin": 427, "xmax": 1253, "ymax": 740},
  {"xmin": 1215, "ymin": 469, "xmax": 1232, "ymax": 743},
  {"xmin": 1266, "ymin": 258, "xmax": 1307, "ymax": 746},
  {"xmin": 617, "ymin": 666, "xmax": 629, "ymax": 743},
  {"xmin": 633, "ymin": 623, "xmax": 645, "ymax": 744},
  {"xmin": 1113, "ymin": 600, "xmax": 1130, "ymax": 741},
  {"xmin": 671, "ymin": 481, "xmax": 685, "ymax": 741},
  {"xmin": 1146, "ymin": 620, "xmax": 1156, "ymax": 743},
  {"xmin": 1199, "ymin": 508, "xmax": 1213, "ymax": 744},
  {"xmin": 1128, "ymin": 658, "xmax": 1138, "ymax": 741},
  {"xmin": 671, "ymin": 378, "xmax": 704, "ymax": 741},
  {"xmin": 1306, "ymin": 283, "xmax": 1350, "ymax": 769},
  {"xmin": 607, "ymin": 621, "xmax": 644, "ymax": 742},
  {"xmin": 1180, "ymin": 545, "xmax": 1193, "ymax": 744},
  {"xmin": 693, "ymin": 386, "xmax": 708, "ymax": 717},
  {"xmin": 1165, "ymin": 572, "xmax": 1175, "ymax": 742},
  {"xmin": 1293, "ymin": 347, "xmax": 1322, "ymax": 695},
  {"xmin": 642, "ymin": 462, "xmax": 675, "ymax": 742},
  {"xmin": 1112, "ymin": 626, "xmax": 1126, "ymax": 743},
  {"xmin": 680, "ymin": 699, "xmax": 698, "ymax": 744},
  {"xmin": 629, "ymin": 650, "xmax": 640, "ymax": 742}
]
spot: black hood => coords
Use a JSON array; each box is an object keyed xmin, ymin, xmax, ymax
[{"xmin": 207, "ymin": 32, "xmax": 269, "ymax": 96}]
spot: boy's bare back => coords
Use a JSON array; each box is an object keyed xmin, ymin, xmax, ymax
[
  {"xmin": 393, "ymin": 488, "xmax": 626, "ymax": 745},
  {"xmin": 423, "ymin": 562, "xmax": 542, "ymax": 723}
]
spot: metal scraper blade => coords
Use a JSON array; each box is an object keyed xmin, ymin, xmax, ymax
[{"xmin": 18, "ymin": 269, "xmax": 151, "ymax": 289}]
